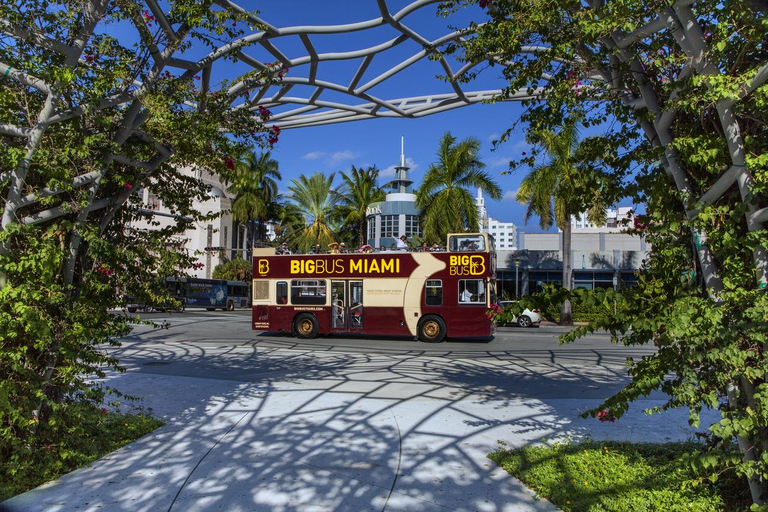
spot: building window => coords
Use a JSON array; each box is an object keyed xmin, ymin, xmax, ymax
[
  {"xmin": 367, "ymin": 216, "xmax": 376, "ymax": 241},
  {"xmin": 459, "ymin": 279, "xmax": 485, "ymax": 304},
  {"xmin": 291, "ymin": 279, "xmax": 327, "ymax": 305},
  {"xmin": 425, "ymin": 279, "xmax": 442, "ymax": 306},
  {"xmin": 380, "ymin": 215, "xmax": 398, "ymax": 238},
  {"xmin": 405, "ymin": 215, "xmax": 421, "ymax": 237}
]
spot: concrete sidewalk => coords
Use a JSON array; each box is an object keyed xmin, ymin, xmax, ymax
[{"xmin": 2, "ymin": 339, "xmax": 716, "ymax": 512}]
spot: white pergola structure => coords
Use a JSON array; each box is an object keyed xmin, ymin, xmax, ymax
[
  {"xmin": 1, "ymin": 0, "xmax": 766, "ymax": 291},
  {"xmin": 199, "ymin": 0, "xmax": 524, "ymax": 129}
]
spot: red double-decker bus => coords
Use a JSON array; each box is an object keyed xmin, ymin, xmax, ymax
[{"xmin": 251, "ymin": 233, "xmax": 497, "ymax": 342}]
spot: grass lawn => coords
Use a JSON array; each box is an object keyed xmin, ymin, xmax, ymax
[
  {"xmin": 489, "ymin": 440, "xmax": 751, "ymax": 512},
  {"xmin": 0, "ymin": 404, "xmax": 164, "ymax": 502}
]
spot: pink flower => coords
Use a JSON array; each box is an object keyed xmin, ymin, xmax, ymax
[
  {"xmin": 194, "ymin": 75, "xmax": 200, "ymax": 80},
  {"xmin": 124, "ymin": 183, "xmax": 133, "ymax": 189},
  {"xmin": 596, "ymin": 409, "xmax": 616, "ymax": 423},
  {"xmin": 258, "ymin": 106, "xmax": 271, "ymax": 121}
]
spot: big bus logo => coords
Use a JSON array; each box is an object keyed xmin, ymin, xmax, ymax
[
  {"xmin": 449, "ymin": 255, "xmax": 485, "ymax": 276},
  {"xmin": 257, "ymin": 259, "xmax": 269, "ymax": 275}
]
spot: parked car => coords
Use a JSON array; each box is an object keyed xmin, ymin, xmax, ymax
[{"xmin": 499, "ymin": 301, "xmax": 542, "ymax": 328}]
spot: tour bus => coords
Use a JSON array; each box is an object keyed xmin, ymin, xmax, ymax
[{"xmin": 251, "ymin": 233, "xmax": 497, "ymax": 342}]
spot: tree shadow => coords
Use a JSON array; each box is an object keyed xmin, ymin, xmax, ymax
[{"xmin": 3, "ymin": 335, "xmax": 716, "ymax": 512}]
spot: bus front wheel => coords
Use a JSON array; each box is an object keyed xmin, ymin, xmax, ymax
[
  {"xmin": 418, "ymin": 316, "xmax": 446, "ymax": 343},
  {"xmin": 294, "ymin": 314, "xmax": 319, "ymax": 339}
]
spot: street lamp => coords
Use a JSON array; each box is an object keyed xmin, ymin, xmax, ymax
[{"xmin": 514, "ymin": 258, "xmax": 520, "ymax": 299}]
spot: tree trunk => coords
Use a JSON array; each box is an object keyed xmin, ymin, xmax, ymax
[{"xmin": 560, "ymin": 221, "xmax": 574, "ymax": 326}]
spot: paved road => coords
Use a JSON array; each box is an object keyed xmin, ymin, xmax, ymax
[{"xmin": 4, "ymin": 310, "xmax": 711, "ymax": 512}]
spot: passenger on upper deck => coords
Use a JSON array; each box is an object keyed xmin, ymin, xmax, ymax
[{"xmin": 396, "ymin": 235, "xmax": 409, "ymax": 250}]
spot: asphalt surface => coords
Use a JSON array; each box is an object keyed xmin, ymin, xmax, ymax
[{"xmin": 3, "ymin": 310, "xmax": 713, "ymax": 512}]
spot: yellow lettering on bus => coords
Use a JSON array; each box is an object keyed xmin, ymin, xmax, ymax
[
  {"xmin": 290, "ymin": 260, "xmax": 300, "ymax": 274},
  {"xmin": 368, "ymin": 259, "xmax": 380, "ymax": 273},
  {"xmin": 470, "ymin": 255, "xmax": 485, "ymax": 275},
  {"xmin": 396, "ymin": 259, "xmax": 400, "ymax": 273},
  {"xmin": 450, "ymin": 255, "xmax": 458, "ymax": 266},
  {"xmin": 350, "ymin": 259, "xmax": 363, "ymax": 273},
  {"xmin": 381, "ymin": 259, "xmax": 394, "ymax": 273}
]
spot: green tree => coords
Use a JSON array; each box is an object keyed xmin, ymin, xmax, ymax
[
  {"xmin": 416, "ymin": 132, "xmax": 502, "ymax": 243},
  {"xmin": 212, "ymin": 258, "xmax": 252, "ymax": 281},
  {"xmin": 442, "ymin": 0, "xmax": 768, "ymax": 504},
  {"xmin": 225, "ymin": 151, "xmax": 281, "ymax": 258},
  {"xmin": 287, "ymin": 172, "xmax": 340, "ymax": 252},
  {"xmin": 516, "ymin": 116, "xmax": 612, "ymax": 325},
  {"xmin": 0, "ymin": 0, "xmax": 273, "ymax": 474},
  {"xmin": 337, "ymin": 165, "xmax": 385, "ymax": 247}
]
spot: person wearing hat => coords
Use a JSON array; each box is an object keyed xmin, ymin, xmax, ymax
[
  {"xmin": 396, "ymin": 235, "xmax": 409, "ymax": 250},
  {"xmin": 340, "ymin": 242, "xmax": 346, "ymax": 253}
]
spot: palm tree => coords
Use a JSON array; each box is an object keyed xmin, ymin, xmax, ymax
[
  {"xmin": 516, "ymin": 116, "xmax": 609, "ymax": 325},
  {"xmin": 225, "ymin": 151, "xmax": 281, "ymax": 258},
  {"xmin": 337, "ymin": 165, "xmax": 385, "ymax": 247},
  {"xmin": 416, "ymin": 132, "xmax": 502, "ymax": 244},
  {"xmin": 288, "ymin": 172, "xmax": 339, "ymax": 252}
]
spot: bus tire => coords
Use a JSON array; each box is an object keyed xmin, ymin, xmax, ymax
[
  {"xmin": 418, "ymin": 315, "xmax": 446, "ymax": 343},
  {"xmin": 227, "ymin": 300, "xmax": 235, "ymax": 311},
  {"xmin": 294, "ymin": 313, "xmax": 319, "ymax": 339},
  {"xmin": 206, "ymin": 308, "xmax": 215, "ymax": 311}
]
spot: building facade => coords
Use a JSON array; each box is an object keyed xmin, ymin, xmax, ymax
[
  {"xmin": 494, "ymin": 229, "xmax": 649, "ymax": 300},
  {"xmin": 128, "ymin": 166, "xmax": 260, "ymax": 279}
]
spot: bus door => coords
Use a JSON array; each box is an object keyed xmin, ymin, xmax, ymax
[{"xmin": 330, "ymin": 280, "xmax": 364, "ymax": 332}]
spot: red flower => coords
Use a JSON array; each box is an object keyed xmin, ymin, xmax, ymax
[
  {"xmin": 223, "ymin": 157, "xmax": 235, "ymax": 170},
  {"xmin": 124, "ymin": 183, "xmax": 133, "ymax": 189}
]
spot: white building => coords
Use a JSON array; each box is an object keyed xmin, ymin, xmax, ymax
[
  {"xmin": 571, "ymin": 206, "xmax": 634, "ymax": 232},
  {"xmin": 128, "ymin": 166, "xmax": 259, "ymax": 279},
  {"xmin": 475, "ymin": 188, "xmax": 517, "ymax": 250}
]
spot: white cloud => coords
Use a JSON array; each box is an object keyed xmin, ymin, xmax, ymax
[
  {"xmin": 488, "ymin": 156, "xmax": 512, "ymax": 169},
  {"xmin": 302, "ymin": 151, "xmax": 324, "ymax": 160},
  {"xmin": 488, "ymin": 132, "xmax": 499, "ymax": 142},
  {"xmin": 380, "ymin": 157, "xmax": 418, "ymax": 178},
  {"xmin": 329, "ymin": 150, "xmax": 361, "ymax": 166},
  {"xmin": 503, "ymin": 189, "xmax": 518, "ymax": 201}
]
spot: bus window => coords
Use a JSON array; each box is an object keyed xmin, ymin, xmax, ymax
[
  {"xmin": 449, "ymin": 235, "xmax": 485, "ymax": 252},
  {"xmin": 425, "ymin": 279, "xmax": 442, "ymax": 306},
  {"xmin": 459, "ymin": 279, "xmax": 485, "ymax": 304},
  {"xmin": 276, "ymin": 282, "xmax": 288, "ymax": 304},
  {"xmin": 291, "ymin": 279, "xmax": 327, "ymax": 305}
]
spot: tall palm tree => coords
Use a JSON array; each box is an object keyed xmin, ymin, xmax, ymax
[
  {"xmin": 288, "ymin": 172, "xmax": 339, "ymax": 252},
  {"xmin": 225, "ymin": 151, "xmax": 281, "ymax": 257},
  {"xmin": 516, "ymin": 117, "xmax": 608, "ymax": 325},
  {"xmin": 416, "ymin": 132, "xmax": 502, "ymax": 244},
  {"xmin": 337, "ymin": 165, "xmax": 385, "ymax": 247}
]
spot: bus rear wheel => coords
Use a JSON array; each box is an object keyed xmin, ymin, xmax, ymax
[
  {"xmin": 418, "ymin": 316, "xmax": 446, "ymax": 343},
  {"xmin": 294, "ymin": 313, "xmax": 319, "ymax": 339}
]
